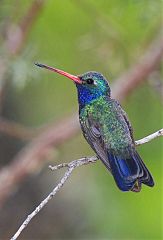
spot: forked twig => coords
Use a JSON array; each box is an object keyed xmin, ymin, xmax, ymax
[{"xmin": 10, "ymin": 129, "xmax": 163, "ymax": 240}]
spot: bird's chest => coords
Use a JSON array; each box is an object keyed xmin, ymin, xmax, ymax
[
  {"xmin": 79, "ymin": 100, "xmax": 131, "ymax": 153},
  {"xmin": 79, "ymin": 100, "xmax": 112, "ymax": 125},
  {"xmin": 79, "ymin": 100, "xmax": 111, "ymax": 140}
]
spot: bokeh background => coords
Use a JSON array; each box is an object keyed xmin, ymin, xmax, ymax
[{"xmin": 0, "ymin": 0, "xmax": 162, "ymax": 239}]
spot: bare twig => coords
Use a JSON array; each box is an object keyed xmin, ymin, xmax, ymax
[
  {"xmin": 11, "ymin": 156, "xmax": 98, "ymax": 240},
  {"xmin": 135, "ymin": 129, "xmax": 163, "ymax": 146},
  {"xmin": 10, "ymin": 129, "xmax": 163, "ymax": 240},
  {"xmin": 10, "ymin": 166, "xmax": 75, "ymax": 240},
  {"xmin": 49, "ymin": 156, "xmax": 97, "ymax": 171}
]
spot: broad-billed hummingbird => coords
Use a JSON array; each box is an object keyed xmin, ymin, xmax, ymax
[{"xmin": 35, "ymin": 63, "xmax": 154, "ymax": 192}]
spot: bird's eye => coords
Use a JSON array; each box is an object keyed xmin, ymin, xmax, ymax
[{"xmin": 86, "ymin": 78, "xmax": 94, "ymax": 84}]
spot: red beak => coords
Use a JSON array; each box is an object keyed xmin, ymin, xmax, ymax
[{"xmin": 35, "ymin": 63, "xmax": 82, "ymax": 84}]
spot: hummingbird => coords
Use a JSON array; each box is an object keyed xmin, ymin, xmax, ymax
[{"xmin": 35, "ymin": 63, "xmax": 154, "ymax": 192}]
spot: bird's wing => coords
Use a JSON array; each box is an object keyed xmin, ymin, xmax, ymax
[
  {"xmin": 106, "ymin": 99, "xmax": 154, "ymax": 191},
  {"xmin": 80, "ymin": 113, "xmax": 111, "ymax": 170}
]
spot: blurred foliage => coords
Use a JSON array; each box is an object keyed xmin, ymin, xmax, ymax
[{"xmin": 0, "ymin": 0, "xmax": 162, "ymax": 239}]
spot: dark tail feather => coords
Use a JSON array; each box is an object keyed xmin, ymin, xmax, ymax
[
  {"xmin": 108, "ymin": 151, "xmax": 154, "ymax": 192},
  {"xmin": 135, "ymin": 152, "xmax": 154, "ymax": 187}
]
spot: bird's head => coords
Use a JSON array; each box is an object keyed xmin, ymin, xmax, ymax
[
  {"xmin": 35, "ymin": 63, "xmax": 111, "ymax": 108},
  {"xmin": 76, "ymin": 71, "xmax": 111, "ymax": 106}
]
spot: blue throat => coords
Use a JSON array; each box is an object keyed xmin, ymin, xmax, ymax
[{"xmin": 76, "ymin": 84, "xmax": 104, "ymax": 109}]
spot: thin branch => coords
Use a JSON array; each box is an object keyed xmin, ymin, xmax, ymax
[
  {"xmin": 135, "ymin": 128, "xmax": 163, "ymax": 146},
  {"xmin": 10, "ymin": 156, "xmax": 97, "ymax": 240},
  {"xmin": 10, "ymin": 129, "xmax": 163, "ymax": 240},
  {"xmin": 10, "ymin": 166, "xmax": 75, "ymax": 240},
  {"xmin": 49, "ymin": 156, "xmax": 98, "ymax": 171}
]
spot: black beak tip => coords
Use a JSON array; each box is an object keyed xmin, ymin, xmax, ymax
[{"xmin": 34, "ymin": 62, "xmax": 44, "ymax": 68}]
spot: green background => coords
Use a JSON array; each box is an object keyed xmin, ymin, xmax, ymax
[{"xmin": 0, "ymin": 0, "xmax": 162, "ymax": 239}]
